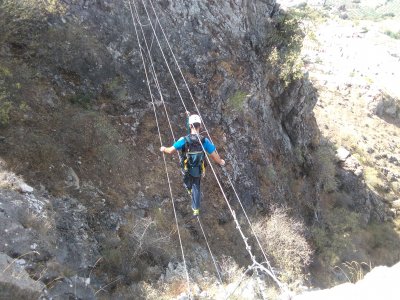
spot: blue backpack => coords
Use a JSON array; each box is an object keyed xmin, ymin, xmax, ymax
[{"xmin": 180, "ymin": 134, "xmax": 206, "ymax": 177}]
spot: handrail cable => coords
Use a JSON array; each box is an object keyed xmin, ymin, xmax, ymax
[
  {"xmin": 223, "ymin": 171, "xmax": 274, "ymax": 272},
  {"xmin": 131, "ymin": 0, "xmax": 224, "ymax": 283},
  {"xmin": 224, "ymin": 263, "xmax": 255, "ymax": 300},
  {"xmin": 146, "ymin": 0, "xmax": 213, "ymax": 135},
  {"xmin": 146, "ymin": 0, "xmax": 276, "ymax": 276},
  {"xmin": 139, "ymin": 0, "xmax": 259, "ymax": 276},
  {"xmin": 192, "ymin": 129, "xmax": 283, "ymax": 289},
  {"xmin": 137, "ymin": 0, "xmax": 189, "ymax": 113},
  {"xmin": 142, "ymin": 0, "xmax": 282, "ymax": 288},
  {"xmin": 130, "ymin": 0, "xmax": 176, "ymax": 144},
  {"xmin": 196, "ymin": 216, "xmax": 223, "ymax": 283},
  {"xmin": 127, "ymin": 1, "xmax": 192, "ymax": 298}
]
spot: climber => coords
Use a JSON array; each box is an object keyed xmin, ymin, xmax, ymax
[{"xmin": 160, "ymin": 113, "xmax": 225, "ymax": 216}]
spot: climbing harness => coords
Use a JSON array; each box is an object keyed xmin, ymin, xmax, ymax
[{"xmin": 180, "ymin": 134, "xmax": 206, "ymax": 178}]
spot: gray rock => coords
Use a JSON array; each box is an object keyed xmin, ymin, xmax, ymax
[
  {"xmin": 336, "ymin": 147, "xmax": 350, "ymax": 162},
  {"xmin": 389, "ymin": 156, "xmax": 399, "ymax": 166},
  {"xmin": 18, "ymin": 182, "xmax": 34, "ymax": 193},
  {"xmin": 46, "ymin": 276, "xmax": 96, "ymax": 300},
  {"xmin": 341, "ymin": 156, "xmax": 363, "ymax": 177},
  {"xmin": 392, "ymin": 200, "xmax": 400, "ymax": 209},
  {"xmin": 65, "ymin": 167, "xmax": 80, "ymax": 189},
  {"xmin": 177, "ymin": 293, "xmax": 190, "ymax": 300},
  {"xmin": 0, "ymin": 252, "xmax": 45, "ymax": 300}
]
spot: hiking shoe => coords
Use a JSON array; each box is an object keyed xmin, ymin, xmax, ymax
[
  {"xmin": 192, "ymin": 209, "xmax": 200, "ymax": 216},
  {"xmin": 187, "ymin": 189, "xmax": 192, "ymax": 196}
]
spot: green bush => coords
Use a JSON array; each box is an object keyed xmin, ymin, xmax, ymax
[
  {"xmin": 267, "ymin": 6, "xmax": 325, "ymax": 86},
  {"xmin": 228, "ymin": 90, "xmax": 248, "ymax": 111},
  {"xmin": 267, "ymin": 13, "xmax": 304, "ymax": 86},
  {"xmin": 0, "ymin": 65, "xmax": 11, "ymax": 77},
  {"xmin": 69, "ymin": 92, "xmax": 93, "ymax": 109},
  {"xmin": 384, "ymin": 30, "xmax": 400, "ymax": 39},
  {"xmin": 0, "ymin": 99, "xmax": 12, "ymax": 126},
  {"xmin": 311, "ymin": 207, "xmax": 362, "ymax": 267},
  {"xmin": 312, "ymin": 143, "xmax": 338, "ymax": 193}
]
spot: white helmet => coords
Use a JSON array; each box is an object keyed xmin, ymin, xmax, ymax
[{"xmin": 189, "ymin": 114, "xmax": 201, "ymax": 125}]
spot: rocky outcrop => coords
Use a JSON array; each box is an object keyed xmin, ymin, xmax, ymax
[
  {"xmin": 368, "ymin": 90, "xmax": 400, "ymax": 121},
  {"xmin": 0, "ymin": 0, "xmax": 396, "ymax": 298},
  {"xmin": 0, "ymin": 186, "xmax": 99, "ymax": 298},
  {"xmin": 0, "ymin": 252, "xmax": 45, "ymax": 300},
  {"xmin": 294, "ymin": 262, "xmax": 400, "ymax": 300}
]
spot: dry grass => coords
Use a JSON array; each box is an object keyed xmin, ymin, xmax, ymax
[
  {"xmin": 219, "ymin": 255, "xmax": 245, "ymax": 283},
  {"xmin": 333, "ymin": 261, "xmax": 371, "ymax": 283},
  {"xmin": 17, "ymin": 208, "xmax": 53, "ymax": 235},
  {"xmin": 253, "ymin": 207, "xmax": 313, "ymax": 287},
  {"xmin": 100, "ymin": 216, "xmax": 170, "ymax": 284}
]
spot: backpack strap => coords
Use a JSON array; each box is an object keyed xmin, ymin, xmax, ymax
[
  {"xmin": 183, "ymin": 135, "xmax": 191, "ymax": 152},
  {"xmin": 181, "ymin": 134, "xmax": 207, "ymax": 177}
]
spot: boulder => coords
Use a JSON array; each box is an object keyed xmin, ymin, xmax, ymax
[
  {"xmin": 0, "ymin": 252, "xmax": 45, "ymax": 300},
  {"xmin": 17, "ymin": 182, "xmax": 34, "ymax": 194},
  {"xmin": 336, "ymin": 147, "xmax": 350, "ymax": 162},
  {"xmin": 342, "ymin": 155, "xmax": 363, "ymax": 177},
  {"xmin": 392, "ymin": 199, "xmax": 400, "ymax": 210}
]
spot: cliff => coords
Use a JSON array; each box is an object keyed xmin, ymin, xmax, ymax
[{"xmin": 0, "ymin": 0, "xmax": 397, "ymax": 298}]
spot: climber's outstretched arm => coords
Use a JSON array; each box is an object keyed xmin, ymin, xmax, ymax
[
  {"xmin": 209, "ymin": 151, "xmax": 225, "ymax": 166},
  {"xmin": 160, "ymin": 146, "xmax": 177, "ymax": 154}
]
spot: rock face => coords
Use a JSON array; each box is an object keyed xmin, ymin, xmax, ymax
[
  {"xmin": 0, "ymin": 252, "xmax": 45, "ymax": 300},
  {"xmin": 0, "ymin": 1, "xmax": 320, "ymax": 223},
  {"xmin": 0, "ymin": 0, "xmax": 395, "ymax": 298},
  {"xmin": 0, "ymin": 0, "xmax": 304, "ymax": 200}
]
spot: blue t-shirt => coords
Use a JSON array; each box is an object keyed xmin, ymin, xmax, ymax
[{"xmin": 173, "ymin": 136, "xmax": 216, "ymax": 154}]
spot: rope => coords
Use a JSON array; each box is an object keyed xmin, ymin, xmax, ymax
[
  {"xmin": 137, "ymin": 1, "xmax": 257, "ymax": 268},
  {"xmin": 191, "ymin": 130, "xmax": 263, "ymax": 266},
  {"xmin": 196, "ymin": 216, "xmax": 223, "ymax": 283},
  {"xmin": 130, "ymin": 0, "xmax": 176, "ymax": 145},
  {"xmin": 224, "ymin": 263, "xmax": 254, "ymax": 300},
  {"xmin": 135, "ymin": 0, "xmax": 286, "ymax": 293},
  {"xmin": 193, "ymin": 132, "xmax": 286, "ymax": 289},
  {"xmin": 138, "ymin": 0, "xmax": 189, "ymax": 113},
  {"xmin": 127, "ymin": 1, "xmax": 192, "ymax": 298},
  {"xmin": 147, "ymin": 0, "xmax": 208, "ymax": 128},
  {"xmin": 223, "ymin": 170, "xmax": 275, "ymax": 273},
  {"xmin": 135, "ymin": 0, "xmax": 222, "ymax": 284},
  {"xmin": 146, "ymin": 0, "xmax": 277, "ymax": 277}
]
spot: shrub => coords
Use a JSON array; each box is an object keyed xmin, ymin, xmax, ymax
[
  {"xmin": 311, "ymin": 143, "xmax": 338, "ymax": 193},
  {"xmin": 0, "ymin": 99, "xmax": 12, "ymax": 126},
  {"xmin": 228, "ymin": 90, "xmax": 248, "ymax": 111},
  {"xmin": 69, "ymin": 92, "xmax": 93, "ymax": 109},
  {"xmin": 333, "ymin": 261, "xmax": 371, "ymax": 284},
  {"xmin": 364, "ymin": 166, "xmax": 388, "ymax": 195},
  {"xmin": 384, "ymin": 30, "xmax": 400, "ymax": 39},
  {"xmin": 267, "ymin": 6, "xmax": 325, "ymax": 86},
  {"xmin": 219, "ymin": 255, "xmax": 244, "ymax": 283},
  {"xmin": 101, "ymin": 216, "xmax": 170, "ymax": 283},
  {"xmin": 312, "ymin": 205, "xmax": 400, "ymax": 287},
  {"xmin": 0, "ymin": 65, "xmax": 11, "ymax": 77},
  {"xmin": 18, "ymin": 208, "xmax": 54, "ymax": 236},
  {"xmin": 253, "ymin": 207, "xmax": 312, "ymax": 287},
  {"xmin": 311, "ymin": 207, "xmax": 362, "ymax": 267}
]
